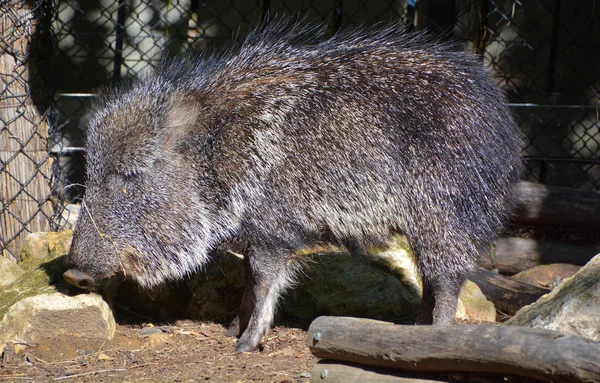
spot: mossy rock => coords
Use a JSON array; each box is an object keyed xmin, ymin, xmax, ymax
[
  {"xmin": 1, "ymin": 231, "xmax": 78, "ymax": 320},
  {"xmin": 0, "ymin": 257, "xmax": 24, "ymax": 289},
  {"xmin": 0, "ymin": 255, "xmax": 81, "ymax": 320},
  {"xmin": 18, "ymin": 230, "xmax": 73, "ymax": 270}
]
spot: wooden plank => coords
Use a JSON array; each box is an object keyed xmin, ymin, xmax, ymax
[{"xmin": 308, "ymin": 316, "xmax": 600, "ymax": 383}]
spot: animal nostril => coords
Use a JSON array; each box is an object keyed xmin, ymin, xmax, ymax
[{"xmin": 63, "ymin": 269, "xmax": 96, "ymax": 291}]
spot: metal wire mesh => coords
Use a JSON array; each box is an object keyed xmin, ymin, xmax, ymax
[
  {"xmin": 1, "ymin": 0, "xmax": 599, "ymax": 260},
  {"xmin": 1, "ymin": 0, "xmax": 56, "ymax": 261}
]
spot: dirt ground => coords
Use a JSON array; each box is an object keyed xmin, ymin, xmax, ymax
[{"xmin": 0, "ymin": 321, "xmax": 317, "ymax": 383}]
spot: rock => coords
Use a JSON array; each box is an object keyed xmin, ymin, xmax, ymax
[
  {"xmin": 368, "ymin": 235, "xmax": 421, "ymax": 293},
  {"xmin": 18, "ymin": 230, "xmax": 73, "ymax": 270},
  {"xmin": 98, "ymin": 353, "xmax": 114, "ymax": 361},
  {"xmin": 147, "ymin": 333, "xmax": 171, "ymax": 349},
  {"xmin": 280, "ymin": 249, "xmax": 421, "ymax": 324},
  {"xmin": 6, "ymin": 231, "xmax": 493, "ymax": 332},
  {"xmin": 511, "ymin": 263, "xmax": 581, "ymax": 289},
  {"xmin": 0, "ymin": 293, "xmax": 115, "ymax": 359},
  {"xmin": 0, "ymin": 257, "xmax": 24, "ymax": 289},
  {"xmin": 0, "ymin": 251, "xmax": 78, "ymax": 321},
  {"xmin": 456, "ymin": 280, "xmax": 496, "ymax": 322},
  {"xmin": 507, "ymin": 254, "xmax": 600, "ymax": 341},
  {"xmin": 140, "ymin": 326, "xmax": 164, "ymax": 336}
]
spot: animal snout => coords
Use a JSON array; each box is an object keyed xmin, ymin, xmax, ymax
[{"xmin": 63, "ymin": 269, "xmax": 96, "ymax": 291}]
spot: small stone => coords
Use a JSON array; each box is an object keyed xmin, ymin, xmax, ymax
[
  {"xmin": 140, "ymin": 326, "xmax": 164, "ymax": 336},
  {"xmin": 300, "ymin": 371, "xmax": 312, "ymax": 378},
  {"xmin": 148, "ymin": 333, "xmax": 171, "ymax": 348},
  {"xmin": 98, "ymin": 353, "xmax": 114, "ymax": 361},
  {"xmin": 456, "ymin": 280, "xmax": 496, "ymax": 322}
]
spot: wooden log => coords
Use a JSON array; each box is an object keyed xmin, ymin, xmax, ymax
[
  {"xmin": 481, "ymin": 237, "xmax": 598, "ymax": 275},
  {"xmin": 468, "ymin": 267, "xmax": 550, "ymax": 314},
  {"xmin": 514, "ymin": 181, "xmax": 600, "ymax": 229},
  {"xmin": 309, "ymin": 361, "xmax": 451, "ymax": 383},
  {"xmin": 308, "ymin": 316, "xmax": 600, "ymax": 383},
  {"xmin": 310, "ymin": 361, "xmax": 544, "ymax": 383}
]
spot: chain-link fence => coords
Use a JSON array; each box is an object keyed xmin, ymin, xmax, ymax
[
  {"xmin": 1, "ymin": 0, "xmax": 56, "ymax": 261},
  {"xmin": 1, "ymin": 0, "xmax": 599, "ymax": 261}
]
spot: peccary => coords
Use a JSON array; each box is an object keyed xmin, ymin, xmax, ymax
[{"xmin": 64, "ymin": 22, "xmax": 522, "ymax": 352}]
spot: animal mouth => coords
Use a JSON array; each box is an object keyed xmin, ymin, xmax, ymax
[{"xmin": 63, "ymin": 269, "xmax": 96, "ymax": 291}]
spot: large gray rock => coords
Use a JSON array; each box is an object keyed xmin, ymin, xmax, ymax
[
  {"xmin": 280, "ymin": 250, "xmax": 421, "ymax": 323},
  {"xmin": 0, "ymin": 257, "xmax": 24, "ymax": 289},
  {"xmin": 0, "ymin": 293, "xmax": 115, "ymax": 359},
  {"xmin": 507, "ymin": 254, "xmax": 600, "ymax": 341}
]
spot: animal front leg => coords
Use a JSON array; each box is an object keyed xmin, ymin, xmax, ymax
[
  {"xmin": 234, "ymin": 248, "xmax": 295, "ymax": 352},
  {"xmin": 225, "ymin": 255, "xmax": 254, "ymax": 337}
]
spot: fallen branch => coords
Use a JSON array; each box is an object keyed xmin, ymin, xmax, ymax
[
  {"xmin": 308, "ymin": 316, "xmax": 600, "ymax": 383},
  {"xmin": 468, "ymin": 267, "xmax": 550, "ymax": 314},
  {"xmin": 54, "ymin": 369, "xmax": 127, "ymax": 381}
]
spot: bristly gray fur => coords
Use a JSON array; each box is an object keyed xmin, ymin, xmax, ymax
[{"xmin": 67, "ymin": 21, "xmax": 523, "ymax": 352}]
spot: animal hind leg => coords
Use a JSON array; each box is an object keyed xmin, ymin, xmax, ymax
[
  {"xmin": 415, "ymin": 270, "xmax": 466, "ymax": 324},
  {"xmin": 410, "ymin": 237, "xmax": 472, "ymax": 325}
]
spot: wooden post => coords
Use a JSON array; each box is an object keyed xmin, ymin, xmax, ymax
[{"xmin": 0, "ymin": 1, "xmax": 54, "ymax": 262}]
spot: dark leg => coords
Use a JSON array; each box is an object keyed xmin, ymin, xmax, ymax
[
  {"xmin": 409, "ymin": 231, "xmax": 472, "ymax": 325},
  {"xmin": 344, "ymin": 237, "xmax": 368, "ymax": 257},
  {"xmin": 225, "ymin": 255, "xmax": 254, "ymax": 337},
  {"xmin": 234, "ymin": 247, "xmax": 295, "ymax": 353},
  {"xmin": 415, "ymin": 272, "xmax": 466, "ymax": 325}
]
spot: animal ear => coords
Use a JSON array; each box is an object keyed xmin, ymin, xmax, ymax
[{"xmin": 162, "ymin": 96, "xmax": 201, "ymax": 150}]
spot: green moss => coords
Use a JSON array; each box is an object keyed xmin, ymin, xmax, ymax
[{"xmin": 0, "ymin": 256, "xmax": 81, "ymax": 320}]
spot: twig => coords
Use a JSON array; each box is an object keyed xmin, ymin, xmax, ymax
[
  {"xmin": 53, "ymin": 369, "xmax": 126, "ymax": 380},
  {"xmin": 25, "ymin": 353, "xmax": 48, "ymax": 364}
]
